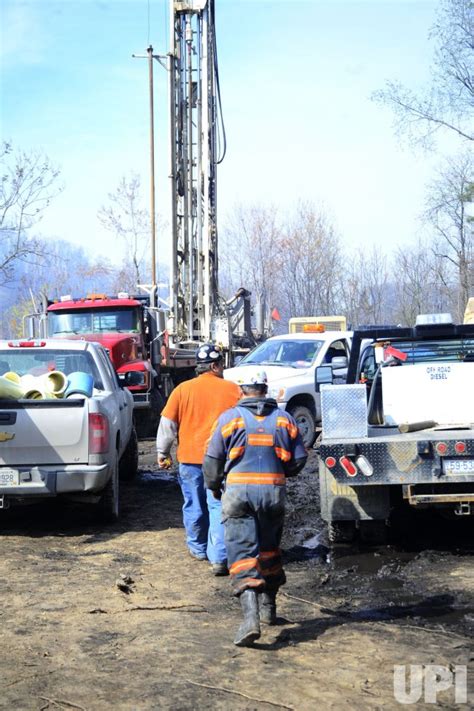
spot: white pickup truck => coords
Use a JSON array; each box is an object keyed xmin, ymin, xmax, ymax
[
  {"xmin": 0, "ymin": 339, "xmax": 138, "ymax": 521},
  {"xmin": 225, "ymin": 330, "xmax": 352, "ymax": 446}
]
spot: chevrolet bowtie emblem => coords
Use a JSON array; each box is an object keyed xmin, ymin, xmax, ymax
[{"xmin": 0, "ymin": 432, "xmax": 14, "ymax": 442}]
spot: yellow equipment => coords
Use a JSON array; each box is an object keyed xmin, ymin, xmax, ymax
[{"xmin": 289, "ymin": 315, "xmax": 347, "ymax": 334}]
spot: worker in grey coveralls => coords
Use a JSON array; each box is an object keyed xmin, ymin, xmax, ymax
[{"xmin": 203, "ymin": 370, "xmax": 307, "ymax": 646}]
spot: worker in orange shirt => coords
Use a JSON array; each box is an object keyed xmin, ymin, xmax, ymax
[{"xmin": 156, "ymin": 344, "xmax": 241, "ymax": 575}]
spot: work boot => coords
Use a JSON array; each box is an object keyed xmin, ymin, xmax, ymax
[
  {"xmin": 233, "ymin": 589, "xmax": 261, "ymax": 646},
  {"xmin": 210, "ymin": 562, "xmax": 228, "ymax": 576},
  {"xmin": 259, "ymin": 591, "xmax": 277, "ymax": 625}
]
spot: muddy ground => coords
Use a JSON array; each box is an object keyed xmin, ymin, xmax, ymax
[{"xmin": 0, "ymin": 444, "xmax": 472, "ymax": 710}]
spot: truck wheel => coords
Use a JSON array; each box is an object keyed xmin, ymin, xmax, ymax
[
  {"xmin": 359, "ymin": 520, "xmax": 388, "ymax": 545},
  {"xmin": 288, "ymin": 405, "xmax": 316, "ymax": 448},
  {"xmin": 98, "ymin": 456, "xmax": 119, "ymax": 523},
  {"xmin": 119, "ymin": 427, "xmax": 139, "ymax": 482},
  {"xmin": 328, "ymin": 520, "xmax": 356, "ymax": 544}
]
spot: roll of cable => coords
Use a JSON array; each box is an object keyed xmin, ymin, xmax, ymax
[{"xmin": 65, "ymin": 372, "xmax": 94, "ymax": 398}]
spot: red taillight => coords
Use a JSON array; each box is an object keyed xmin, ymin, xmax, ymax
[
  {"xmin": 455, "ymin": 441, "xmax": 466, "ymax": 454},
  {"xmin": 436, "ymin": 442, "xmax": 448, "ymax": 456},
  {"xmin": 325, "ymin": 456, "xmax": 337, "ymax": 469},
  {"xmin": 89, "ymin": 413, "xmax": 110, "ymax": 454},
  {"xmin": 340, "ymin": 456, "xmax": 357, "ymax": 477}
]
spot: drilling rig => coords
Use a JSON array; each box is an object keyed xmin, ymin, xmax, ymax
[{"xmin": 167, "ymin": 0, "xmax": 256, "ymax": 355}]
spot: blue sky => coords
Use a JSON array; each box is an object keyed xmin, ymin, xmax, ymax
[{"xmin": 1, "ymin": 0, "xmax": 455, "ymax": 267}]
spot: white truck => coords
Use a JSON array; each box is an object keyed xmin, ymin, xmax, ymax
[
  {"xmin": 224, "ymin": 330, "xmax": 352, "ymax": 446},
  {"xmin": 316, "ymin": 315, "xmax": 474, "ymax": 543},
  {"xmin": 0, "ymin": 339, "xmax": 138, "ymax": 521}
]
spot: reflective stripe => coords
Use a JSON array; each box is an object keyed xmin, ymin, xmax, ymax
[
  {"xmin": 227, "ymin": 472, "xmax": 286, "ymax": 486},
  {"xmin": 276, "ymin": 416, "xmax": 298, "ymax": 439},
  {"xmin": 221, "ymin": 417, "xmax": 245, "ymax": 438},
  {"xmin": 236, "ymin": 577, "xmax": 266, "ymax": 591},
  {"xmin": 229, "ymin": 557, "xmax": 259, "ymax": 575},
  {"xmin": 274, "ymin": 446, "xmax": 291, "ymax": 462},
  {"xmin": 248, "ymin": 433, "xmax": 274, "ymax": 447},
  {"xmin": 229, "ymin": 446, "xmax": 245, "ymax": 461}
]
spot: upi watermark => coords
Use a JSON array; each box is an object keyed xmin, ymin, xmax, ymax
[{"xmin": 393, "ymin": 665, "xmax": 467, "ymax": 704}]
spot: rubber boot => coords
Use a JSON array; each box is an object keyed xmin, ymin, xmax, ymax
[
  {"xmin": 259, "ymin": 591, "xmax": 277, "ymax": 625},
  {"xmin": 233, "ymin": 589, "xmax": 261, "ymax": 646}
]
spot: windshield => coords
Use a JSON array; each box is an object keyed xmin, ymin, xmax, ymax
[
  {"xmin": 48, "ymin": 307, "xmax": 140, "ymax": 335},
  {"xmin": 240, "ymin": 339, "xmax": 323, "ymax": 369},
  {"xmin": 0, "ymin": 349, "xmax": 104, "ymax": 389}
]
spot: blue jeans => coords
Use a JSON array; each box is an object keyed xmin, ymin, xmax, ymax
[{"xmin": 177, "ymin": 463, "xmax": 227, "ymax": 564}]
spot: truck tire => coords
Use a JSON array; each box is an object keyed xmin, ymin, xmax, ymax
[
  {"xmin": 328, "ymin": 520, "xmax": 356, "ymax": 544},
  {"xmin": 359, "ymin": 520, "xmax": 388, "ymax": 545},
  {"xmin": 119, "ymin": 427, "xmax": 139, "ymax": 482},
  {"xmin": 288, "ymin": 405, "xmax": 316, "ymax": 448},
  {"xmin": 98, "ymin": 455, "xmax": 119, "ymax": 523}
]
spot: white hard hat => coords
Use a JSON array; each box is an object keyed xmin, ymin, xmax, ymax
[{"xmin": 238, "ymin": 370, "xmax": 268, "ymax": 387}]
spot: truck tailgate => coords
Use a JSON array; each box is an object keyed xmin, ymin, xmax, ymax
[{"xmin": 0, "ymin": 400, "xmax": 89, "ymax": 466}]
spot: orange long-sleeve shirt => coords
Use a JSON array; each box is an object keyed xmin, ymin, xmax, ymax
[{"xmin": 161, "ymin": 372, "xmax": 241, "ymax": 464}]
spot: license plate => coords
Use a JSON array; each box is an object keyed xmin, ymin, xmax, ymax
[
  {"xmin": 444, "ymin": 459, "xmax": 474, "ymax": 474},
  {"xmin": 0, "ymin": 468, "xmax": 20, "ymax": 486}
]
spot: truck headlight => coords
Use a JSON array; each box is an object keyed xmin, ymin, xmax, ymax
[{"xmin": 268, "ymin": 386, "xmax": 286, "ymax": 401}]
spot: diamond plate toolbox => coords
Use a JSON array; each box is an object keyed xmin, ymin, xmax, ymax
[{"xmin": 321, "ymin": 384, "xmax": 368, "ymax": 439}]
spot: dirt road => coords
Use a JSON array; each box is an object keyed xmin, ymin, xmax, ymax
[{"xmin": 0, "ymin": 444, "xmax": 472, "ymax": 710}]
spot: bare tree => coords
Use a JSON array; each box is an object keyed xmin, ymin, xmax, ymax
[
  {"xmin": 341, "ymin": 247, "xmax": 392, "ymax": 327},
  {"xmin": 278, "ymin": 201, "xmax": 343, "ymax": 319},
  {"xmin": 424, "ymin": 152, "xmax": 473, "ymax": 318},
  {"xmin": 4, "ymin": 240, "xmax": 119, "ymax": 338},
  {"xmin": 373, "ymin": 0, "xmax": 474, "ymax": 146},
  {"xmin": 391, "ymin": 238, "xmax": 454, "ymax": 324},
  {"xmin": 0, "ymin": 141, "xmax": 62, "ymax": 285},
  {"xmin": 220, "ymin": 203, "xmax": 283, "ymax": 320},
  {"xmin": 98, "ymin": 174, "xmax": 150, "ymax": 288}
]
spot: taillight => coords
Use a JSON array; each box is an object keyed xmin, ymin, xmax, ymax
[
  {"xmin": 340, "ymin": 456, "xmax": 357, "ymax": 477},
  {"xmin": 436, "ymin": 442, "xmax": 448, "ymax": 456},
  {"xmin": 89, "ymin": 413, "xmax": 110, "ymax": 454},
  {"xmin": 325, "ymin": 456, "xmax": 337, "ymax": 469},
  {"xmin": 455, "ymin": 441, "xmax": 466, "ymax": 454}
]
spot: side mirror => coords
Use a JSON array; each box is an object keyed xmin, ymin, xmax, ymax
[
  {"xmin": 331, "ymin": 355, "xmax": 348, "ymax": 369},
  {"xmin": 315, "ymin": 365, "xmax": 333, "ymax": 392}
]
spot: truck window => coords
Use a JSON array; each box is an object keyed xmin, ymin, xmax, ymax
[
  {"xmin": 323, "ymin": 339, "xmax": 349, "ymax": 363},
  {"xmin": 0, "ymin": 349, "xmax": 104, "ymax": 390},
  {"xmin": 358, "ymin": 346, "xmax": 377, "ymax": 381},
  {"xmin": 96, "ymin": 348, "xmax": 121, "ymax": 390}
]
